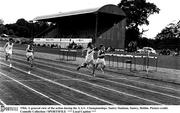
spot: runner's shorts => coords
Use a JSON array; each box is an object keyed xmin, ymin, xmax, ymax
[
  {"xmin": 5, "ymin": 49, "xmax": 12, "ymax": 55},
  {"xmin": 84, "ymin": 57, "xmax": 95, "ymax": 65},
  {"xmin": 26, "ymin": 52, "xmax": 34, "ymax": 58},
  {"xmin": 96, "ymin": 58, "xmax": 106, "ymax": 66}
]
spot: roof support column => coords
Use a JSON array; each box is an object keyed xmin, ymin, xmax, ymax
[
  {"xmin": 29, "ymin": 20, "xmax": 34, "ymax": 39},
  {"xmin": 94, "ymin": 13, "xmax": 98, "ymax": 44}
]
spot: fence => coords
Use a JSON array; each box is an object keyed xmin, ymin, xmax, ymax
[
  {"xmin": 59, "ymin": 49, "xmax": 78, "ymax": 61},
  {"xmin": 105, "ymin": 53, "xmax": 158, "ymax": 71},
  {"xmin": 58, "ymin": 49, "xmax": 158, "ymax": 71}
]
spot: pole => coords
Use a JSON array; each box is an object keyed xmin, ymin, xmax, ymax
[
  {"xmin": 155, "ymin": 56, "xmax": 158, "ymax": 71},
  {"xmin": 94, "ymin": 13, "xmax": 98, "ymax": 44},
  {"xmin": 32, "ymin": 21, "xmax": 34, "ymax": 38},
  {"xmin": 146, "ymin": 52, "xmax": 149, "ymax": 74},
  {"xmin": 29, "ymin": 20, "xmax": 34, "ymax": 39}
]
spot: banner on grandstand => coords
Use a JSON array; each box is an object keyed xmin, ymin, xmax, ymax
[{"xmin": 33, "ymin": 38, "xmax": 92, "ymax": 44}]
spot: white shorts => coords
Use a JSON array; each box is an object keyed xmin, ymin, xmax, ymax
[
  {"xmin": 26, "ymin": 52, "xmax": 34, "ymax": 58},
  {"xmin": 5, "ymin": 49, "xmax": 12, "ymax": 55},
  {"xmin": 84, "ymin": 57, "xmax": 95, "ymax": 65},
  {"xmin": 96, "ymin": 58, "xmax": 106, "ymax": 66}
]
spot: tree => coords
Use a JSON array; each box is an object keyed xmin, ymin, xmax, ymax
[
  {"xmin": 118, "ymin": 0, "xmax": 160, "ymax": 48},
  {"xmin": 0, "ymin": 19, "xmax": 8, "ymax": 35},
  {"xmin": 155, "ymin": 20, "xmax": 180, "ymax": 40},
  {"xmin": 5, "ymin": 18, "xmax": 50, "ymax": 38},
  {"xmin": 156, "ymin": 27, "xmax": 174, "ymax": 40},
  {"xmin": 15, "ymin": 18, "xmax": 30, "ymax": 37},
  {"xmin": 118, "ymin": 0, "xmax": 160, "ymax": 28},
  {"xmin": 0, "ymin": 25, "xmax": 8, "ymax": 34},
  {"xmin": 16, "ymin": 18, "xmax": 28, "ymax": 27},
  {"xmin": 17, "ymin": 26, "xmax": 30, "ymax": 37},
  {"xmin": 0, "ymin": 19, "xmax": 4, "ymax": 25},
  {"xmin": 154, "ymin": 20, "xmax": 180, "ymax": 50},
  {"xmin": 0, "ymin": 19, "xmax": 4, "ymax": 34},
  {"xmin": 8, "ymin": 29, "xmax": 15, "ymax": 35}
]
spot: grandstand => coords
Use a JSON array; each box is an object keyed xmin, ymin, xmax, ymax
[{"xmin": 33, "ymin": 4, "xmax": 126, "ymax": 49}]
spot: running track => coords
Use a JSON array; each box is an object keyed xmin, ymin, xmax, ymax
[{"xmin": 1, "ymin": 49, "xmax": 180, "ymax": 105}]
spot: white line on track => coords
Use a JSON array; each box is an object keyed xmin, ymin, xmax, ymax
[
  {"xmin": 18, "ymin": 57, "xmax": 180, "ymax": 102},
  {"xmin": 0, "ymin": 51, "xmax": 179, "ymax": 93},
  {"xmin": 46, "ymin": 68, "xmax": 180, "ymax": 101},
  {"xmin": 27, "ymin": 55, "xmax": 180, "ymax": 93},
  {"xmin": 0, "ymin": 99, "xmax": 6, "ymax": 106},
  {"xmin": 35, "ymin": 65, "xmax": 164, "ymax": 105},
  {"xmin": 0, "ymin": 62, "xmax": 115, "ymax": 105},
  {"xmin": 0, "ymin": 71, "xmax": 63, "ymax": 105},
  {"xmin": 2, "ymin": 53, "xmax": 180, "ymax": 104},
  {"xmin": 0, "ymin": 79, "xmax": 82, "ymax": 82},
  {"xmin": 109, "ymin": 76, "xmax": 180, "ymax": 92},
  {"xmin": 12, "ymin": 58, "xmax": 167, "ymax": 104},
  {"xmin": 3, "ymin": 58, "xmax": 163, "ymax": 105},
  {"xmin": 47, "ymin": 63, "xmax": 180, "ymax": 101}
]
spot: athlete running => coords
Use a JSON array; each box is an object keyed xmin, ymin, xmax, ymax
[
  {"xmin": 4, "ymin": 38, "xmax": 14, "ymax": 68},
  {"xmin": 77, "ymin": 42, "xmax": 96, "ymax": 76},
  {"xmin": 95, "ymin": 44, "xmax": 106, "ymax": 73},
  {"xmin": 26, "ymin": 42, "xmax": 34, "ymax": 67}
]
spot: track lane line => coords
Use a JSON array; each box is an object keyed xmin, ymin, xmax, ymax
[
  {"xmin": 9, "ymin": 58, "xmax": 168, "ymax": 104},
  {"xmin": 35, "ymin": 65, "xmax": 165, "ymax": 105},
  {"xmin": 2, "ymin": 52, "xmax": 179, "ymax": 104},
  {"xmin": 1, "ymin": 57, "xmax": 163, "ymax": 105},
  {"xmin": 0, "ymin": 51, "xmax": 179, "ymax": 93},
  {"xmin": 0, "ymin": 62, "xmax": 115, "ymax": 105},
  {"xmin": 2, "ymin": 49, "xmax": 180, "ymax": 104},
  {"xmin": 0, "ymin": 70, "xmax": 7, "ymax": 106},
  {"xmin": 0, "ymin": 99, "xmax": 6, "ymax": 106},
  {"xmin": 24, "ymin": 56, "xmax": 180, "ymax": 98},
  {"xmin": 14, "ymin": 53, "xmax": 180, "ymax": 93},
  {"xmin": 26, "ymin": 62, "xmax": 164, "ymax": 105},
  {"xmin": 0, "ymin": 71, "xmax": 63, "ymax": 105}
]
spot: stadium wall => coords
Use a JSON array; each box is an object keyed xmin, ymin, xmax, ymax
[{"xmin": 95, "ymin": 18, "xmax": 126, "ymax": 49}]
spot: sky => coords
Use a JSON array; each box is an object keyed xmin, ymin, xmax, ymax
[{"xmin": 0, "ymin": 0, "xmax": 180, "ymax": 38}]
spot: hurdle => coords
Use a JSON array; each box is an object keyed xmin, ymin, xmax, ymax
[{"xmin": 105, "ymin": 52, "xmax": 158, "ymax": 72}]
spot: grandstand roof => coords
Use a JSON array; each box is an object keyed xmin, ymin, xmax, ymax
[{"xmin": 33, "ymin": 4, "xmax": 126, "ymax": 21}]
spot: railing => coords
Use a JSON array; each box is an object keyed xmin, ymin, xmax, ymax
[
  {"xmin": 105, "ymin": 53, "xmax": 158, "ymax": 71},
  {"xmin": 58, "ymin": 49, "xmax": 158, "ymax": 71},
  {"xmin": 59, "ymin": 49, "xmax": 78, "ymax": 61}
]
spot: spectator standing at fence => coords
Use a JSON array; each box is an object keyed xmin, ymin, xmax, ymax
[
  {"xmin": 95, "ymin": 44, "xmax": 106, "ymax": 73},
  {"xmin": 77, "ymin": 42, "xmax": 96, "ymax": 76}
]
